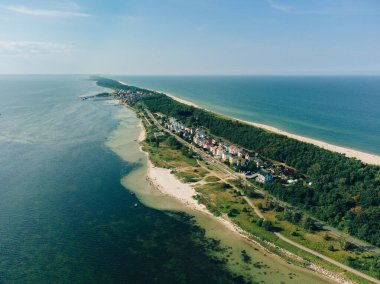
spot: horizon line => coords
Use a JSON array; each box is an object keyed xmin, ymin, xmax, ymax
[{"xmin": 1, "ymin": 73, "xmax": 380, "ymax": 77}]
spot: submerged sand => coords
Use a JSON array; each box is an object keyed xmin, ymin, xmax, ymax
[{"xmin": 106, "ymin": 107, "xmax": 337, "ymax": 284}]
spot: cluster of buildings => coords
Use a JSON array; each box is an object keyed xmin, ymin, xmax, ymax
[
  {"xmin": 164, "ymin": 116, "xmax": 280, "ymax": 184},
  {"xmin": 110, "ymin": 85, "xmax": 299, "ymax": 185},
  {"xmin": 113, "ymin": 88, "xmax": 152, "ymax": 105}
]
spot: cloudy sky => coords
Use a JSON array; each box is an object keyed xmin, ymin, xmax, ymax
[{"xmin": 0, "ymin": 0, "xmax": 379, "ymax": 74}]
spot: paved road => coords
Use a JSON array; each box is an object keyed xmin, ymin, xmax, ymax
[{"xmin": 144, "ymin": 107, "xmax": 380, "ymax": 283}]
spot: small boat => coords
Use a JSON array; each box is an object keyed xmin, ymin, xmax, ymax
[{"xmin": 133, "ymin": 203, "xmax": 138, "ymax": 208}]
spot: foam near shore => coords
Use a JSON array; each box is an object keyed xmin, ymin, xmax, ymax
[
  {"xmin": 118, "ymin": 80, "xmax": 380, "ymax": 165},
  {"xmin": 163, "ymin": 90, "xmax": 380, "ymax": 166},
  {"xmin": 242, "ymin": 120, "xmax": 380, "ymax": 166},
  {"xmin": 107, "ymin": 98, "xmax": 345, "ymax": 283}
]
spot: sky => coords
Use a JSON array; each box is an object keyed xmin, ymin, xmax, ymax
[{"xmin": 0, "ymin": 0, "xmax": 379, "ymax": 75}]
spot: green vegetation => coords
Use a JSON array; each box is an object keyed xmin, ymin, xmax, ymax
[
  {"xmin": 95, "ymin": 78, "xmax": 380, "ymax": 282},
  {"xmin": 205, "ymin": 176, "xmax": 221, "ymax": 182},
  {"xmin": 248, "ymin": 196, "xmax": 380, "ymax": 279},
  {"xmin": 138, "ymin": 92, "xmax": 380, "ymax": 247}
]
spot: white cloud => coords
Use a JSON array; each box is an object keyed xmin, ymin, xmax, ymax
[
  {"xmin": 3, "ymin": 4, "xmax": 90, "ymax": 17},
  {"xmin": 0, "ymin": 41, "xmax": 73, "ymax": 55},
  {"xmin": 266, "ymin": 0, "xmax": 292, "ymax": 12}
]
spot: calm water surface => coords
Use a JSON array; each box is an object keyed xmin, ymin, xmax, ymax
[
  {"xmin": 0, "ymin": 76, "xmax": 240, "ymax": 283},
  {"xmin": 112, "ymin": 75, "xmax": 380, "ymax": 155},
  {"xmin": 0, "ymin": 75, "xmax": 331, "ymax": 283}
]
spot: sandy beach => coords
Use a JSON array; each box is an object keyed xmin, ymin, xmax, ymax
[
  {"xmin": 164, "ymin": 90, "xmax": 380, "ymax": 166},
  {"xmin": 105, "ymin": 95, "xmax": 350, "ymax": 284},
  {"xmin": 136, "ymin": 116, "xmax": 205, "ymax": 212},
  {"xmin": 147, "ymin": 165, "xmax": 208, "ymax": 212},
  {"xmin": 137, "ymin": 124, "xmax": 350, "ymax": 284},
  {"xmin": 136, "ymin": 122, "xmax": 241, "ymax": 234},
  {"xmin": 118, "ymin": 80, "xmax": 380, "ymax": 165}
]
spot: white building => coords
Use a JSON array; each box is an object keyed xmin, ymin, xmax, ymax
[{"xmin": 256, "ymin": 169, "xmax": 273, "ymax": 184}]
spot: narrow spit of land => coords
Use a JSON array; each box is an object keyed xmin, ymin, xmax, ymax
[
  {"xmin": 144, "ymin": 105, "xmax": 380, "ymax": 284},
  {"xmin": 120, "ymin": 81, "xmax": 380, "ymax": 166},
  {"xmin": 92, "ymin": 77, "xmax": 380, "ymax": 284}
]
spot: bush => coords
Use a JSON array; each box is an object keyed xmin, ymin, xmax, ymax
[
  {"xmin": 228, "ymin": 208, "xmax": 240, "ymax": 217},
  {"xmin": 262, "ymin": 220, "xmax": 272, "ymax": 231},
  {"xmin": 256, "ymin": 218, "xmax": 264, "ymax": 227},
  {"xmin": 328, "ymin": 245, "xmax": 335, "ymax": 251}
]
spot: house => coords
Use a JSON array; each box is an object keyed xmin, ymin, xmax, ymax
[
  {"xmin": 193, "ymin": 134, "xmax": 199, "ymax": 144},
  {"xmin": 214, "ymin": 150, "xmax": 223, "ymax": 159},
  {"xmin": 209, "ymin": 145, "xmax": 218, "ymax": 154},
  {"xmin": 222, "ymin": 153, "xmax": 231, "ymax": 162},
  {"xmin": 196, "ymin": 129, "xmax": 206, "ymax": 138},
  {"xmin": 203, "ymin": 140, "xmax": 213, "ymax": 150},
  {"xmin": 168, "ymin": 117, "xmax": 185, "ymax": 133},
  {"xmin": 212, "ymin": 138, "xmax": 219, "ymax": 144},
  {"xmin": 197, "ymin": 138, "xmax": 205, "ymax": 147},
  {"xmin": 229, "ymin": 156, "xmax": 238, "ymax": 165},
  {"xmin": 216, "ymin": 146, "xmax": 224, "ymax": 157},
  {"xmin": 256, "ymin": 169, "xmax": 273, "ymax": 184},
  {"xmin": 229, "ymin": 145, "xmax": 237, "ymax": 155}
]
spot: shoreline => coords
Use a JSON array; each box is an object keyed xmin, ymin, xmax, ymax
[
  {"xmin": 118, "ymin": 80, "xmax": 380, "ymax": 165},
  {"xmin": 133, "ymin": 106, "xmax": 350, "ymax": 284},
  {"xmin": 165, "ymin": 92, "xmax": 380, "ymax": 166},
  {"xmin": 102, "ymin": 83, "xmax": 373, "ymax": 283}
]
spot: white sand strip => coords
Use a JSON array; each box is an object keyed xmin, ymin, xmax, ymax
[{"xmin": 118, "ymin": 80, "xmax": 380, "ymax": 165}]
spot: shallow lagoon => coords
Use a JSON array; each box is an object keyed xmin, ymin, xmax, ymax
[{"xmin": 0, "ymin": 75, "xmax": 331, "ymax": 283}]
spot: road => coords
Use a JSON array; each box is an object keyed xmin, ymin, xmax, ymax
[
  {"xmin": 274, "ymin": 233, "xmax": 380, "ymax": 284},
  {"xmin": 144, "ymin": 107, "xmax": 380, "ymax": 283}
]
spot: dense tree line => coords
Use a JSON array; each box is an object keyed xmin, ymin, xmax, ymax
[
  {"xmin": 95, "ymin": 78, "xmax": 380, "ymax": 247},
  {"xmin": 94, "ymin": 77, "xmax": 154, "ymax": 94},
  {"xmin": 139, "ymin": 93, "xmax": 380, "ymax": 246}
]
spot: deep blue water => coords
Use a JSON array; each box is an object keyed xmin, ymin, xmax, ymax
[
  {"xmin": 112, "ymin": 76, "xmax": 380, "ymax": 155},
  {"xmin": 0, "ymin": 75, "xmax": 243, "ymax": 283}
]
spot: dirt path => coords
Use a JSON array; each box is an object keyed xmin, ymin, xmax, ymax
[{"xmin": 144, "ymin": 106, "xmax": 380, "ymax": 284}]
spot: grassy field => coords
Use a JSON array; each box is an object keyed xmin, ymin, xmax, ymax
[
  {"xmin": 138, "ymin": 109, "xmax": 378, "ymax": 283},
  {"xmin": 248, "ymin": 197, "xmax": 380, "ymax": 280}
]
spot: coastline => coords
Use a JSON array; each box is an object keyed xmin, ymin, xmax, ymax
[
  {"xmin": 117, "ymin": 80, "xmax": 380, "ymax": 165},
  {"xmin": 137, "ymin": 118, "xmax": 242, "ymax": 234},
  {"xmin": 134, "ymin": 106, "xmax": 351, "ymax": 284},
  {"xmin": 165, "ymin": 92, "xmax": 380, "ymax": 166},
  {"xmin": 101, "ymin": 90, "xmax": 360, "ymax": 283},
  {"xmin": 112, "ymin": 80, "xmax": 377, "ymax": 283}
]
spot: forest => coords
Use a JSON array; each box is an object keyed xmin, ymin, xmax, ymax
[
  {"xmin": 95, "ymin": 78, "xmax": 380, "ymax": 247},
  {"xmin": 140, "ymin": 93, "xmax": 380, "ymax": 247}
]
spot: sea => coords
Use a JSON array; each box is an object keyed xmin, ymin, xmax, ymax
[
  {"xmin": 0, "ymin": 75, "xmax": 337, "ymax": 283},
  {"xmin": 111, "ymin": 75, "xmax": 380, "ymax": 156}
]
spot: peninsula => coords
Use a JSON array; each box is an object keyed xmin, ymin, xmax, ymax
[{"xmin": 92, "ymin": 77, "xmax": 380, "ymax": 284}]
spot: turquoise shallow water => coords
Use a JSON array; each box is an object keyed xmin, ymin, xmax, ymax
[
  {"xmin": 0, "ymin": 75, "xmax": 338, "ymax": 283},
  {"xmin": 0, "ymin": 75, "xmax": 246, "ymax": 283},
  {"xmin": 112, "ymin": 76, "xmax": 380, "ymax": 155}
]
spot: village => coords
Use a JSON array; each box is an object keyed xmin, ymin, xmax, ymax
[
  {"xmin": 109, "ymin": 87, "xmax": 299, "ymax": 185},
  {"xmin": 113, "ymin": 88, "xmax": 153, "ymax": 105},
  {"xmin": 161, "ymin": 115, "xmax": 298, "ymax": 185}
]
